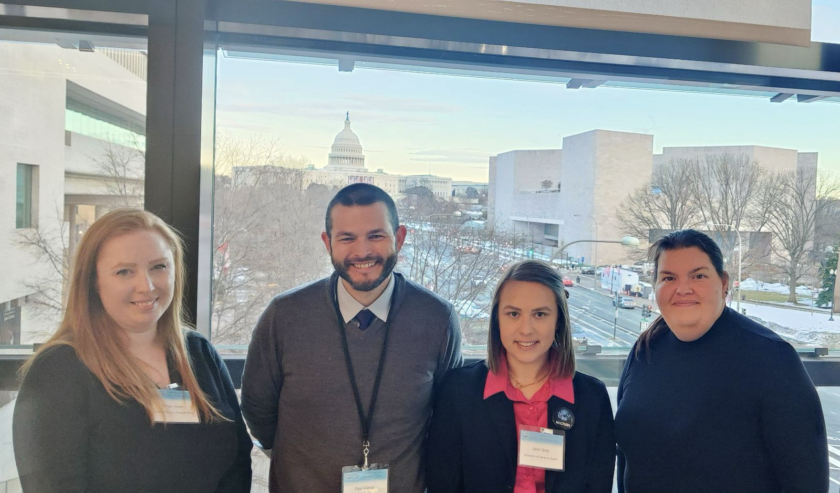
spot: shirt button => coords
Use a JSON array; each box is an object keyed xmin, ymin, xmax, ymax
[{"xmin": 529, "ymin": 406, "xmax": 534, "ymax": 411}]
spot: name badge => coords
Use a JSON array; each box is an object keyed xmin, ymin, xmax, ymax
[
  {"xmin": 518, "ymin": 425, "xmax": 565, "ymax": 471},
  {"xmin": 153, "ymin": 389, "xmax": 200, "ymax": 424},
  {"xmin": 342, "ymin": 466, "xmax": 389, "ymax": 493}
]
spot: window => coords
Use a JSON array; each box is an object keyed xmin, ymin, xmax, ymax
[
  {"xmin": 201, "ymin": 38, "xmax": 840, "ymax": 489},
  {"xmin": 16, "ymin": 164, "xmax": 35, "ymax": 229},
  {"xmin": 1, "ymin": 28, "xmax": 147, "ymax": 344},
  {"xmin": 203, "ymin": 42, "xmax": 840, "ymax": 354}
]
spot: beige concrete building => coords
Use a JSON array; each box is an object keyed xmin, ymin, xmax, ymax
[
  {"xmin": 490, "ymin": 135, "xmax": 822, "ymax": 267},
  {"xmin": 399, "ymin": 174, "xmax": 452, "ymax": 198},
  {"xmin": 488, "ymin": 130, "xmax": 653, "ymax": 264},
  {"xmin": 655, "ymin": 145, "xmax": 816, "ymax": 176}
]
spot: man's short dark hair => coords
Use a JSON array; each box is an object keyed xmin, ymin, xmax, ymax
[{"xmin": 325, "ymin": 183, "xmax": 400, "ymax": 237}]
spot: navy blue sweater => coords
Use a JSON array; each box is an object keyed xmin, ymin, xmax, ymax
[
  {"xmin": 615, "ymin": 307, "xmax": 827, "ymax": 493},
  {"xmin": 13, "ymin": 331, "xmax": 252, "ymax": 493}
]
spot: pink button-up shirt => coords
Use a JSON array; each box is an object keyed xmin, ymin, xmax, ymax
[{"xmin": 484, "ymin": 359, "xmax": 574, "ymax": 493}]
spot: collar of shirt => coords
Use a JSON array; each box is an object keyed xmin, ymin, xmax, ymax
[
  {"xmin": 336, "ymin": 273, "xmax": 395, "ymax": 324},
  {"xmin": 483, "ymin": 357, "xmax": 574, "ymax": 404}
]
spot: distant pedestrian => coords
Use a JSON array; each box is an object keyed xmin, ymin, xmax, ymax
[{"xmin": 576, "ymin": 276, "xmax": 581, "ymax": 285}]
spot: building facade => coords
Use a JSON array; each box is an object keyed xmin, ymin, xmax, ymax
[
  {"xmin": 489, "ymin": 133, "xmax": 822, "ymax": 266},
  {"xmin": 1, "ymin": 40, "xmax": 146, "ymax": 344},
  {"xmin": 488, "ymin": 130, "xmax": 653, "ymax": 264}
]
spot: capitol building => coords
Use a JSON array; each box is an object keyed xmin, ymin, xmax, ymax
[{"xmin": 306, "ymin": 113, "xmax": 452, "ymax": 199}]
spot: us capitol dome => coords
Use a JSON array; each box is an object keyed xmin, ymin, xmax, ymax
[{"xmin": 324, "ymin": 112, "xmax": 366, "ymax": 171}]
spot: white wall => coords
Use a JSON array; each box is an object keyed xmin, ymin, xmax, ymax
[
  {"xmin": 591, "ymin": 130, "xmax": 653, "ymax": 264},
  {"xmin": 0, "ymin": 42, "xmax": 146, "ymax": 342},
  {"xmin": 0, "ymin": 43, "xmax": 69, "ymax": 332}
]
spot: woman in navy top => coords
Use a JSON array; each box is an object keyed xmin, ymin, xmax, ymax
[{"xmin": 615, "ymin": 229, "xmax": 827, "ymax": 493}]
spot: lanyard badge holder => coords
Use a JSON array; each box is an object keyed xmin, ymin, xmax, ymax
[
  {"xmin": 518, "ymin": 426, "xmax": 566, "ymax": 471},
  {"xmin": 335, "ymin": 279, "xmax": 395, "ymax": 493},
  {"xmin": 153, "ymin": 383, "xmax": 200, "ymax": 424}
]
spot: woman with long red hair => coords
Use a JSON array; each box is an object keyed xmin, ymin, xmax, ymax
[{"xmin": 13, "ymin": 209, "xmax": 251, "ymax": 493}]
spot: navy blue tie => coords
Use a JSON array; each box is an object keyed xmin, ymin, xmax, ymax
[{"xmin": 355, "ymin": 309, "xmax": 376, "ymax": 331}]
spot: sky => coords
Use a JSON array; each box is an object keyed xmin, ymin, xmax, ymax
[
  {"xmin": 813, "ymin": 0, "xmax": 840, "ymax": 43},
  {"xmin": 213, "ymin": 5, "xmax": 840, "ymax": 184}
]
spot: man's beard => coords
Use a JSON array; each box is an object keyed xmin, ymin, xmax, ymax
[{"xmin": 332, "ymin": 252, "xmax": 398, "ymax": 292}]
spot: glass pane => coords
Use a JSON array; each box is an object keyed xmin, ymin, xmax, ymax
[
  {"xmin": 0, "ymin": 26, "xmax": 148, "ymax": 493},
  {"xmin": 813, "ymin": 0, "xmax": 840, "ymax": 43},
  {"xmin": 1, "ymin": 28, "xmax": 147, "ymax": 344},
  {"xmin": 205, "ymin": 38, "xmax": 840, "ymax": 493},
  {"xmin": 207, "ymin": 44, "xmax": 840, "ymax": 355},
  {"xmin": 15, "ymin": 164, "xmax": 33, "ymax": 229}
]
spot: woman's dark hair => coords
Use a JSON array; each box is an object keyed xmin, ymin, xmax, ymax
[
  {"xmin": 486, "ymin": 260, "xmax": 575, "ymax": 379},
  {"xmin": 635, "ymin": 229, "xmax": 728, "ymax": 358}
]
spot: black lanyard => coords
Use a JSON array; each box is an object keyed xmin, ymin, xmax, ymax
[{"xmin": 331, "ymin": 276, "xmax": 398, "ymax": 452}]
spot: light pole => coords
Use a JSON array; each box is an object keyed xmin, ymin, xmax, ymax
[
  {"xmin": 608, "ymin": 263, "xmax": 618, "ymax": 295},
  {"xmin": 830, "ymin": 268, "xmax": 837, "ymax": 322},
  {"xmin": 551, "ymin": 236, "xmax": 640, "ymax": 262},
  {"xmin": 708, "ymin": 223, "xmax": 742, "ymax": 313},
  {"xmin": 574, "ymin": 214, "xmax": 599, "ymax": 267}
]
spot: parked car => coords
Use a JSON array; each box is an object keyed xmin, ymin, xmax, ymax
[
  {"xmin": 612, "ymin": 295, "xmax": 636, "ymax": 309},
  {"xmin": 471, "ymin": 277, "xmax": 488, "ymax": 287},
  {"xmin": 562, "ymin": 276, "xmax": 574, "ymax": 287},
  {"xmin": 581, "ymin": 267, "xmax": 596, "ymax": 275},
  {"xmin": 571, "ymin": 323, "xmax": 588, "ymax": 349},
  {"xmin": 456, "ymin": 245, "xmax": 481, "ymax": 254}
]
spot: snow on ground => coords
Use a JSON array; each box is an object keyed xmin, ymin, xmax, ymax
[
  {"xmin": 740, "ymin": 278, "xmax": 819, "ymax": 297},
  {"xmin": 740, "ymin": 302, "xmax": 840, "ymax": 347}
]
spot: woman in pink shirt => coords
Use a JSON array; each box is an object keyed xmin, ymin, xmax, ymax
[{"xmin": 426, "ymin": 260, "xmax": 615, "ymax": 493}]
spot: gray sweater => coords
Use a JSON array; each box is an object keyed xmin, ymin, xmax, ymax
[{"xmin": 241, "ymin": 272, "xmax": 462, "ymax": 493}]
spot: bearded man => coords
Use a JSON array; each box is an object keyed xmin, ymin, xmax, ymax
[{"xmin": 242, "ymin": 183, "xmax": 462, "ymax": 493}]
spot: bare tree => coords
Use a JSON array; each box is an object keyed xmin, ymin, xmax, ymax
[
  {"xmin": 210, "ymin": 133, "xmax": 332, "ymax": 345},
  {"xmin": 759, "ymin": 168, "xmax": 840, "ymax": 303},
  {"xmin": 401, "ymin": 207, "xmax": 526, "ymax": 345},
  {"xmin": 617, "ymin": 159, "xmax": 699, "ymax": 239},
  {"xmin": 13, "ymin": 205, "xmax": 70, "ymax": 337},
  {"xmin": 688, "ymin": 153, "xmax": 765, "ymax": 235},
  {"xmin": 92, "ymin": 139, "xmax": 145, "ymax": 208},
  {"xmin": 14, "ymin": 138, "xmax": 147, "ymax": 339}
]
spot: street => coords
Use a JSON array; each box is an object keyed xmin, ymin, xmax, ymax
[{"xmin": 566, "ymin": 280, "xmax": 649, "ymax": 349}]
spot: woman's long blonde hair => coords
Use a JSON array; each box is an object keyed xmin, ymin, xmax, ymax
[{"xmin": 21, "ymin": 209, "xmax": 223, "ymax": 423}]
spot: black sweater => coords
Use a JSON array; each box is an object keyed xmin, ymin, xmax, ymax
[
  {"xmin": 13, "ymin": 331, "xmax": 252, "ymax": 493},
  {"xmin": 615, "ymin": 307, "xmax": 828, "ymax": 493}
]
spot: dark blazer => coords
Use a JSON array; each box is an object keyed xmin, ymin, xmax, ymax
[{"xmin": 426, "ymin": 361, "xmax": 615, "ymax": 493}]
